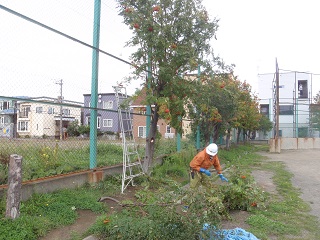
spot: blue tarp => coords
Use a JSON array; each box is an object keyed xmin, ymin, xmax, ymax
[{"xmin": 200, "ymin": 224, "xmax": 259, "ymax": 240}]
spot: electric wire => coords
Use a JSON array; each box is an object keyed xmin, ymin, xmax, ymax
[{"xmin": 0, "ymin": 4, "xmax": 154, "ymax": 79}]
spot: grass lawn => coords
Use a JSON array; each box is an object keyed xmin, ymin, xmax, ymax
[{"xmin": 1, "ymin": 143, "xmax": 320, "ymax": 240}]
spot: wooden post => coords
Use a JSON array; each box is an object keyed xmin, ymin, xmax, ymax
[{"xmin": 6, "ymin": 154, "xmax": 22, "ymax": 219}]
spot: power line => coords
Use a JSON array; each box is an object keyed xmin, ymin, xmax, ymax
[{"xmin": 0, "ymin": 5, "xmax": 133, "ymax": 67}]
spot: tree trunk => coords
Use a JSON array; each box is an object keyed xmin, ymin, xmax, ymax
[
  {"xmin": 6, "ymin": 154, "xmax": 22, "ymax": 219},
  {"xmin": 213, "ymin": 125, "xmax": 219, "ymax": 143},
  {"xmin": 143, "ymin": 108, "xmax": 159, "ymax": 174},
  {"xmin": 236, "ymin": 128, "xmax": 241, "ymax": 144}
]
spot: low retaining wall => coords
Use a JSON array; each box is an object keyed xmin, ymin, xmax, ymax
[
  {"xmin": 269, "ymin": 138, "xmax": 320, "ymax": 152},
  {"xmin": 0, "ymin": 164, "xmax": 122, "ymax": 201}
]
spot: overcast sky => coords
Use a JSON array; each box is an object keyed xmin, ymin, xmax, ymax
[{"xmin": 1, "ymin": 0, "xmax": 320, "ymax": 102}]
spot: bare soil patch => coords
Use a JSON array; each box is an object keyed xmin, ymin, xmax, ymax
[{"xmin": 39, "ymin": 210, "xmax": 100, "ymax": 240}]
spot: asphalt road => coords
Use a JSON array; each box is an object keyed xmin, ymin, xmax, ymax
[{"xmin": 259, "ymin": 149, "xmax": 320, "ymax": 220}]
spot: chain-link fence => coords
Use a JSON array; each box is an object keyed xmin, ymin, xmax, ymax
[
  {"xmin": 0, "ymin": 96, "xmax": 151, "ymax": 184},
  {"xmin": 0, "ymin": 1, "xmax": 149, "ymax": 184}
]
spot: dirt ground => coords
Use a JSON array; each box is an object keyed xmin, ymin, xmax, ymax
[
  {"xmin": 258, "ymin": 149, "xmax": 320, "ymax": 220},
  {"xmin": 40, "ymin": 149, "xmax": 320, "ymax": 240}
]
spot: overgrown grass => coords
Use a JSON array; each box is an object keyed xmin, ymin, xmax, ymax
[
  {"xmin": 1, "ymin": 143, "xmax": 319, "ymax": 240},
  {"xmin": 87, "ymin": 143, "xmax": 320, "ymax": 240},
  {"xmin": 0, "ymin": 175, "xmax": 122, "ymax": 240},
  {"xmin": 0, "ymin": 142, "xmax": 124, "ymax": 184},
  {"xmin": 0, "ymin": 137, "xmax": 186, "ymax": 184}
]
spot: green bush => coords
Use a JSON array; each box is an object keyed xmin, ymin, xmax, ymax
[{"xmin": 220, "ymin": 166, "xmax": 269, "ymax": 211}]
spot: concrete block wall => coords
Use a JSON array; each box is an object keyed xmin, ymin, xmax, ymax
[{"xmin": 270, "ymin": 138, "xmax": 320, "ymax": 152}]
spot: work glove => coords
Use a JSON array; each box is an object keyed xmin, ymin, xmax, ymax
[
  {"xmin": 200, "ymin": 168, "xmax": 211, "ymax": 176},
  {"xmin": 219, "ymin": 174, "xmax": 228, "ymax": 182}
]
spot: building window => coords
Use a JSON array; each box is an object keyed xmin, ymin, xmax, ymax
[
  {"xmin": 0, "ymin": 101, "xmax": 9, "ymax": 110},
  {"xmin": 20, "ymin": 106, "xmax": 31, "ymax": 118},
  {"xmin": 260, "ymin": 104, "xmax": 269, "ymax": 116},
  {"xmin": 279, "ymin": 105, "xmax": 294, "ymax": 115},
  {"xmin": 48, "ymin": 107, "xmax": 55, "ymax": 114},
  {"xmin": 62, "ymin": 109, "xmax": 70, "ymax": 116},
  {"xmin": 103, "ymin": 119, "xmax": 113, "ymax": 127},
  {"xmin": 139, "ymin": 107, "xmax": 146, "ymax": 115},
  {"xmin": 0, "ymin": 117, "xmax": 4, "ymax": 125},
  {"xmin": 36, "ymin": 107, "xmax": 43, "ymax": 113},
  {"xmin": 86, "ymin": 116, "xmax": 102, "ymax": 129},
  {"xmin": 103, "ymin": 101, "xmax": 113, "ymax": 109},
  {"xmin": 166, "ymin": 125, "xmax": 171, "ymax": 133},
  {"xmin": 138, "ymin": 126, "xmax": 146, "ymax": 138},
  {"xmin": 298, "ymin": 80, "xmax": 308, "ymax": 99},
  {"xmin": 18, "ymin": 121, "xmax": 29, "ymax": 131}
]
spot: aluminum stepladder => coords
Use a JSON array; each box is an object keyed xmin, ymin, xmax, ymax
[{"xmin": 113, "ymin": 85, "xmax": 144, "ymax": 193}]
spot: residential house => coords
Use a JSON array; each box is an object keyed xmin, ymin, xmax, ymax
[
  {"xmin": 83, "ymin": 93, "xmax": 127, "ymax": 135},
  {"xmin": 131, "ymin": 88, "xmax": 176, "ymax": 140},
  {"xmin": 0, "ymin": 98, "xmax": 18, "ymax": 138},
  {"xmin": 257, "ymin": 71, "xmax": 312, "ymax": 139},
  {"xmin": 17, "ymin": 97, "xmax": 82, "ymax": 138}
]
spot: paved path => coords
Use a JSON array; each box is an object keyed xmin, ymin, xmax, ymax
[{"xmin": 259, "ymin": 149, "xmax": 320, "ymax": 220}]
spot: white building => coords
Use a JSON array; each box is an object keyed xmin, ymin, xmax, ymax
[
  {"xmin": 17, "ymin": 97, "xmax": 82, "ymax": 138},
  {"xmin": 257, "ymin": 71, "xmax": 313, "ymax": 139}
]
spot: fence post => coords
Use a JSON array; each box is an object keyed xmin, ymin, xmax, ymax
[{"xmin": 6, "ymin": 154, "xmax": 23, "ymax": 219}]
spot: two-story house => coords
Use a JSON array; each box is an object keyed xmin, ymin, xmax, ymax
[
  {"xmin": 83, "ymin": 93, "xmax": 127, "ymax": 135},
  {"xmin": 257, "ymin": 71, "xmax": 312, "ymax": 139},
  {"xmin": 130, "ymin": 88, "xmax": 176, "ymax": 140},
  {"xmin": 17, "ymin": 97, "xmax": 82, "ymax": 138}
]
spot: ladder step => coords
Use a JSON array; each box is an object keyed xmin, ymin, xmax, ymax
[
  {"xmin": 124, "ymin": 172, "xmax": 144, "ymax": 180},
  {"xmin": 126, "ymin": 162, "xmax": 142, "ymax": 167}
]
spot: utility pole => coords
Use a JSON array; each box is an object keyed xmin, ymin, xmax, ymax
[
  {"xmin": 55, "ymin": 79, "xmax": 63, "ymax": 140},
  {"xmin": 275, "ymin": 59, "xmax": 280, "ymax": 153}
]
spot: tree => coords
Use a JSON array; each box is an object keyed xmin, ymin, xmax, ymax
[
  {"xmin": 187, "ymin": 73, "xmax": 235, "ymax": 146},
  {"xmin": 257, "ymin": 114, "xmax": 273, "ymax": 137},
  {"xmin": 67, "ymin": 120, "xmax": 80, "ymax": 137},
  {"xmin": 117, "ymin": 0, "xmax": 220, "ymax": 173}
]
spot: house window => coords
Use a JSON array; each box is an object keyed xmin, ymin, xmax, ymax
[
  {"xmin": 48, "ymin": 107, "xmax": 55, "ymax": 114},
  {"xmin": 279, "ymin": 105, "xmax": 294, "ymax": 115},
  {"xmin": 298, "ymin": 80, "xmax": 308, "ymax": 99},
  {"xmin": 36, "ymin": 107, "xmax": 43, "ymax": 113},
  {"xmin": 20, "ymin": 106, "xmax": 31, "ymax": 118},
  {"xmin": 86, "ymin": 116, "xmax": 101, "ymax": 128},
  {"xmin": 0, "ymin": 101, "xmax": 9, "ymax": 110},
  {"xmin": 18, "ymin": 121, "xmax": 29, "ymax": 131},
  {"xmin": 103, "ymin": 119, "xmax": 113, "ymax": 127},
  {"xmin": 139, "ymin": 107, "xmax": 146, "ymax": 115},
  {"xmin": 138, "ymin": 126, "xmax": 146, "ymax": 138},
  {"xmin": 260, "ymin": 104, "xmax": 269, "ymax": 116},
  {"xmin": 62, "ymin": 109, "xmax": 70, "ymax": 116},
  {"xmin": 166, "ymin": 125, "xmax": 171, "ymax": 133},
  {"xmin": 103, "ymin": 101, "xmax": 113, "ymax": 109}
]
